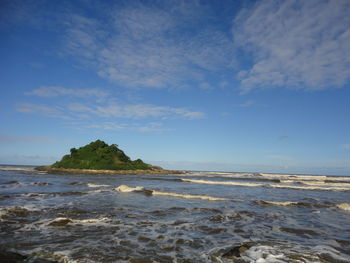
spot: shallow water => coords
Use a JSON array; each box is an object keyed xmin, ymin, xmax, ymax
[{"xmin": 0, "ymin": 166, "xmax": 350, "ymax": 262}]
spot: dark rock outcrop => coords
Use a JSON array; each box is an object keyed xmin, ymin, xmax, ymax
[{"xmin": 222, "ymin": 242, "xmax": 255, "ymax": 259}]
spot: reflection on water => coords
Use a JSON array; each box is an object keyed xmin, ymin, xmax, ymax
[{"xmin": 0, "ymin": 166, "xmax": 350, "ymax": 262}]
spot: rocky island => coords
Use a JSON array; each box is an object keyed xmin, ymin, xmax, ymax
[{"xmin": 36, "ymin": 140, "xmax": 184, "ymax": 175}]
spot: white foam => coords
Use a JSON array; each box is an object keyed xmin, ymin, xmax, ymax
[
  {"xmin": 181, "ymin": 178, "xmax": 349, "ymax": 191},
  {"xmin": 0, "ymin": 205, "xmax": 40, "ymax": 222},
  {"xmin": 73, "ymin": 217, "xmax": 109, "ymax": 224},
  {"xmin": 152, "ymin": 190, "xmax": 229, "ymax": 201},
  {"xmin": 300, "ymin": 181, "xmax": 350, "ymax": 188},
  {"xmin": 184, "ymin": 171, "xmax": 256, "ymax": 178},
  {"xmin": 31, "ymin": 250, "xmax": 80, "ymax": 263},
  {"xmin": 87, "ymin": 183, "xmax": 110, "ymax": 188},
  {"xmin": 326, "ymin": 176, "xmax": 350, "ymax": 182},
  {"xmin": 336, "ymin": 203, "xmax": 350, "ymax": 211},
  {"xmin": 115, "ymin": 184, "xmax": 228, "ymax": 201},
  {"xmin": 269, "ymin": 183, "xmax": 350, "ymax": 191},
  {"xmin": 260, "ymin": 201, "xmax": 298, "ymax": 206},
  {"xmin": 260, "ymin": 173, "xmax": 328, "ymax": 181},
  {"xmin": 0, "ymin": 166, "xmax": 35, "ymax": 171},
  {"xmin": 115, "ymin": 185, "xmax": 145, "ymax": 192},
  {"xmin": 182, "ymin": 179, "xmax": 264, "ymax": 187},
  {"xmin": 241, "ymin": 245, "xmax": 285, "ymax": 263},
  {"xmin": 48, "ymin": 217, "xmax": 109, "ymax": 226}
]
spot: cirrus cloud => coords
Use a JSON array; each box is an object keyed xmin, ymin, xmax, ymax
[
  {"xmin": 26, "ymin": 86, "xmax": 109, "ymax": 99},
  {"xmin": 233, "ymin": 0, "xmax": 350, "ymax": 93},
  {"xmin": 63, "ymin": 2, "xmax": 235, "ymax": 90}
]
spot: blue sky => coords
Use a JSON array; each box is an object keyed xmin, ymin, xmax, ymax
[{"xmin": 1, "ymin": 0, "xmax": 350, "ymax": 175}]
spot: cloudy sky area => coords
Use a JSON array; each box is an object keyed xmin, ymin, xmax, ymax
[{"xmin": 1, "ymin": 0, "xmax": 350, "ymax": 175}]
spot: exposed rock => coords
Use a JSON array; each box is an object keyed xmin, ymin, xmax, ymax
[
  {"xmin": 48, "ymin": 218, "xmax": 73, "ymax": 226},
  {"xmin": 222, "ymin": 242, "xmax": 255, "ymax": 259}
]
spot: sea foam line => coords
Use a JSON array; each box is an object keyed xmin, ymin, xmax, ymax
[
  {"xmin": 269, "ymin": 183, "xmax": 350, "ymax": 191},
  {"xmin": 87, "ymin": 183, "xmax": 110, "ymax": 188},
  {"xmin": 181, "ymin": 179, "xmax": 264, "ymax": 187},
  {"xmin": 115, "ymin": 185, "xmax": 229, "ymax": 201},
  {"xmin": 182, "ymin": 179, "xmax": 350, "ymax": 191}
]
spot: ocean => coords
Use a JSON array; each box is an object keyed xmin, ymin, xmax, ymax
[{"xmin": 0, "ymin": 165, "xmax": 349, "ymax": 262}]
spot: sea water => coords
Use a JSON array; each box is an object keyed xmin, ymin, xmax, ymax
[{"xmin": 0, "ymin": 165, "xmax": 349, "ymax": 262}]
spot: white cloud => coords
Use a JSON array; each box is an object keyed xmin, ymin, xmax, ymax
[
  {"xmin": 233, "ymin": 0, "xmax": 350, "ymax": 92},
  {"xmin": 69, "ymin": 102, "xmax": 205, "ymax": 120},
  {"xmin": 26, "ymin": 86, "xmax": 108, "ymax": 99},
  {"xmin": 16, "ymin": 103, "xmax": 70, "ymax": 119},
  {"xmin": 86, "ymin": 121, "xmax": 168, "ymax": 133},
  {"xmin": 63, "ymin": 3, "xmax": 234, "ymax": 89},
  {"xmin": 19, "ymin": 101, "xmax": 204, "ymax": 120}
]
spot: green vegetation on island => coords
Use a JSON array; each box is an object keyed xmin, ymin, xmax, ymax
[{"xmin": 52, "ymin": 140, "xmax": 152, "ymax": 170}]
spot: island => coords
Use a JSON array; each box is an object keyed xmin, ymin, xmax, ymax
[{"xmin": 36, "ymin": 140, "xmax": 184, "ymax": 175}]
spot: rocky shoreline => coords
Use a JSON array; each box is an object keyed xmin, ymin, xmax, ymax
[{"xmin": 35, "ymin": 165, "xmax": 185, "ymax": 175}]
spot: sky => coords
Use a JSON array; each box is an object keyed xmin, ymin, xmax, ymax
[{"xmin": 1, "ymin": 0, "xmax": 350, "ymax": 175}]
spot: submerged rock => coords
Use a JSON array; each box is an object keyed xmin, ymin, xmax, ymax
[
  {"xmin": 0, "ymin": 249, "xmax": 58, "ymax": 263},
  {"xmin": 0, "ymin": 249, "xmax": 27, "ymax": 263},
  {"xmin": 222, "ymin": 242, "xmax": 255, "ymax": 259}
]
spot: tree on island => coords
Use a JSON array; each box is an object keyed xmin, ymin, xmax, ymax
[{"xmin": 52, "ymin": 140, "xmax": 152, "ymax": 170}]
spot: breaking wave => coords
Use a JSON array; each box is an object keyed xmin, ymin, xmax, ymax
[
  {"xmin": 258, "ymin": 200, "xmax": 299, "ymax": 206},
  {"xmin": 182, "ymin": 178, "xmax": 350, "ymax": 191},
  {"xmin": 269, "ymin": 183, "xmax": 350, "ymax": 191},
  {"xmin": 336, "ymin": 203, "xmax": 350, "ymax": 211},
  {"xmin": 182, "ymin": 179, "xmax": 264, "ymax": 187},
  {"xmin": 47, "ymin": 217, "xmax": 109, "ymax": 226},
  {"xmin": 86, "ymin": 183, "xmax": 110, "ymax": 188},
  {"xmin": 115, "ymin": 184, "xmax": 229, "ymax": 201},
  {"xmin": 259, "ymin": 173, "xmax": 328, "ymax": 181},
  {"xmin": 0, "ymin": 165, "xmax": 36, "ymax": 172}
]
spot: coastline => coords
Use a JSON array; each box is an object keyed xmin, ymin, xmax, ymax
[{"xmin": 35, "ymin": 165, "xmax": 185, "ymax": 175}]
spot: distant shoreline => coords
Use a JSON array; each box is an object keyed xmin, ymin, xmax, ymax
[{"xmin": 35, "ymin": 165, "xmax": 186, "ymax": 175}]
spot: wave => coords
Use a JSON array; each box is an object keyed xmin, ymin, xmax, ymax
[
  {"xmin": 258, "ymin": 200, "xmax": 350, "ymax": 211},
  {"xmin": 151, "ymin": 190, "xmax": 229, "ymax": 201},
  {"xmin": 182, "ymin": 178, "xmax": 350, "ymax": 191},
  {"xmin": 115, "ymin": 185, "xmax": 146, "ymax": 192},
  {"xmin": 86, "ymin": 183, "xmax": 110, "ymax": 188},
  {"xmin": 31, "ymin": 251, "xmax": 79, "ymax": 263},
  {"xmin": 296, "ymin": 181, "xmax": 350, "ymax": 188},
  {"xmin": 258, "ymin": 200, "xmax": 299, "ymax": 206},
  {"xmin": 0, "ymin": 165, "xmax": 36, "ymax": 171},
  {"xmin": 208, "ymin": 243, "xmax": 286, "ymax": 262},
  {"xmin": 269, "ymin": 183, "xmax": 350, "ymax": 191},
  {"xmin": 241, "ymin": 245, "xmax": 285, "ymax": 262},
  {"xmin": 48, "ymin": 217, "xmax": 109, "ymax": 226},
  {"xmin": 181, "ymin": 179, "xmax": 264, "ymax": 187},
  {"xmin": 115, "ymin": 184, "xmax": 229, "ymax": 201},
  {"xmin": 260, "ymin": 173, "xmax": 328, "ymax": 181},
  {"xmin": 261, "ymin": 173, "xmax": 350, "ymax": 183},
  {"xmin": 336, "ymin": 203, "xmax": 350, "ymax": 211},
  {"xmin": 184, "ymin": 171, "xmax": 258, "ymax": 178},
  {"xmin": 0, "ymin": 206, "xmax": 38, "ymax": 220}
]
